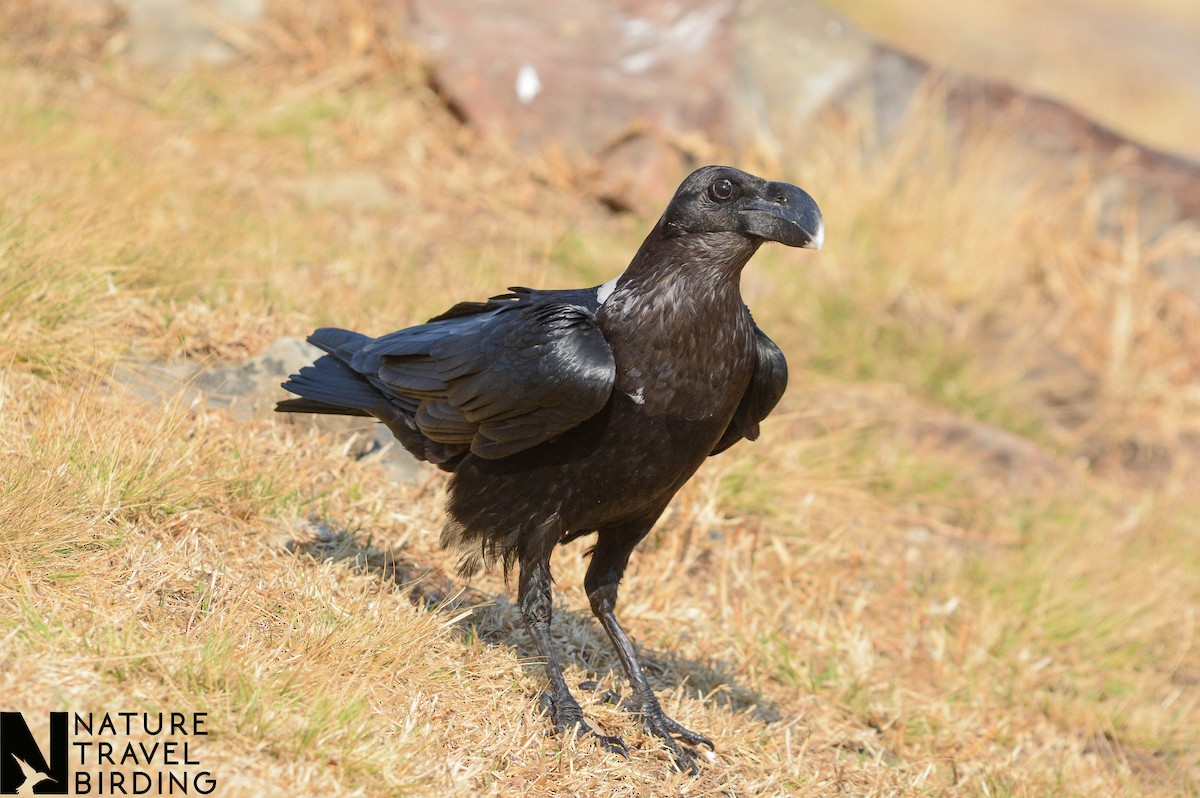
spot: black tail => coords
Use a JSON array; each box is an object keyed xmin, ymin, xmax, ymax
[
  {"xmin": 275, "ymin": 397, "xmax": 372, "ymax": 416},
  {"xmin": 276, "ymin": 328, "xmax": 382, "ymax": 417}
]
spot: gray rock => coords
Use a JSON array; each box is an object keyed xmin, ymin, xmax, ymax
[
  {"xmin": 358, "ymin": 424, "xmax": 429, "ymax": 484},
  {"xmin": 110, "ymin": 337, "xmax": 316, "ymax": 418},
  {"xmin": 193, "ymin": 336, "xmax": 322, "ymax": 419},
  {"xmin": 110, "ymin": 337, "xmax": 429, "ymax": 483}
]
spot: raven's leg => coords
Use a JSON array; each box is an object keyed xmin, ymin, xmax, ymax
[
  {"xmin": 586, "ymin": 522, "xmax": 714, "ymax": 773},
  {"xmin": 518, "ymin": 536, "xmax": 628, "ymax": 758}
]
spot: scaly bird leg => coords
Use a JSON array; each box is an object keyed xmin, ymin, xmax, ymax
[
  {"xmin": 518, "ymin": 539, "xmax": 628, "ymax": 758},
  {"xmin": 585, "ymin": 522, "xmax": 714, "ymax": 774}
]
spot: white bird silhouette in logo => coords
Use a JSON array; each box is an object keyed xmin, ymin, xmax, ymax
[{"xmin": 10, "ymin": 755, "xmax": 57, "ymax": 794}]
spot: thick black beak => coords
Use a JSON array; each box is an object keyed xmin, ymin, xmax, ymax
[{"xmin": 738, "ymin": 181, "xmax": 824, "ymax": 250}]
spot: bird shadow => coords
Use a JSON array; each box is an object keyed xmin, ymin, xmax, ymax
[{"xmin": 281, "ymin": 517, "xmax": 780, "ymax": 724}]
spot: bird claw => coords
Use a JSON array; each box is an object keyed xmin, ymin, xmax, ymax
[
  {"xmin": 591, "ymin": 730, "xmax": 631, "ymax": 759},
  {"xmin": 649, "ymin": 710, "xmax": 715, "ymax": 751},
  {"xmin": 566, "ymin": 684, "xmax": 713, "ymax": 772},
  {"xmin": 539, "ymin": 690, "xmax": 629, "ymax": 759},
  {"xmin": 578, "ymin": 680, "xmax": 624, "ymax": 707},
  {"xmin": 636, "ymin": 698, "xmax": 714, "ymax": 775}
]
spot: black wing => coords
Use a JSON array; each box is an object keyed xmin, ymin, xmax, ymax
[
  {"xmin": 353, "ymin": 298, "xmax": 616, "ymax": 460},
  {"xmin": 428, "ymin": 285, "xmax": 602, "ymax": 322},
  {"xmin": 710, "ymin": 324, "xmax": 788, "ymax": 456}
]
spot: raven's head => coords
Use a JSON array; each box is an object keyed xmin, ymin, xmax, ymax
[{"xmin": 659, "ymin": 165, "xmax": 824, "ymax": 250}]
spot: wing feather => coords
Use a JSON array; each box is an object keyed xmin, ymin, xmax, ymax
[
  {"xmin": 710, "ymin": 324, "xmax": 788, "ymax": 456},
  {"xmin": 358, "ymin": 300, "xmax": 615, "ymax": 459}
]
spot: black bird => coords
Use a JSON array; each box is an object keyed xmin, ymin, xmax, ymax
[
  {"xmin": 11, "ymin": 755, "xmax": 57, "ymax": 794},
  {"xmin": 277, "ymin": 165, "xmax": 823, "ymax": 771}
]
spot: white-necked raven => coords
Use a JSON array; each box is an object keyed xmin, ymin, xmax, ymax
[{"xmin": 277, "ymin": 165, "xmax": 823, "ymax": 771}]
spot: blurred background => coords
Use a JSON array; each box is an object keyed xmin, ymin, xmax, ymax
[{"xmin": 829, "ymin": 0, "xmax": 1200, "ymax": 162}]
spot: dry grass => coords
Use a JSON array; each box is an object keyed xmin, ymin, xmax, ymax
[{"xmin": 2, "ymin": 2, "xmax": 1199, "ymax": 795}]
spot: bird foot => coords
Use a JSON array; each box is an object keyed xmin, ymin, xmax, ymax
[
  {"xmin": 579, "ymin": 682, "xmax": 714, "ymax": 774},
  {"xmin": 638, "ymin": 700, "xmax": 714, "ymax": 775},
  {"xmin": 539, "ymin": 691, "xmax": 629, "ymax": 759}
]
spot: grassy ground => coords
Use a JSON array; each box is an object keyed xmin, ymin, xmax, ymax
[{"xmin": 2, "ymin": 2, "xmax": 1199, "ymax": 795}]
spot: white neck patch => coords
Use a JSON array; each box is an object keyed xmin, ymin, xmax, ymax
[{"xmin": 596, "ymin": 275, "xmax": 620, "ymax": 305}]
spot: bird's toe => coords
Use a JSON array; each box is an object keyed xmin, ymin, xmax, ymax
[
  {"xmin": 539, "ymin": 688, "xmax": 584, "ymax": 732},
  {"xmin": 636, "ymin": 700, "xmax": 712, "ymax": 773},
  {"xmin": 593, "ymin": 731, "xmax": 630, "ymax": 759},
  {"xmin": 655, "ymin": 713, "xmax": 715, "ymax": 750},
  {"xmin": 648, "ymin": 729, "xmax": 699, "ymax": 775},
  {"xmin": 540, "ymin": 689, "xmax": 629, "ymax": 759},
  {"xmin": 578, "ymin": 680, "xmax": 623, "ymax": 707}
]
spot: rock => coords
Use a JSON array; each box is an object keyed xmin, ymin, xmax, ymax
[
  {"xmin": 833, "ymin": 51, "xmax": 1200, "ymax": 302},
  {"xmin": 358, "ymin": 424, "xmax": 428, "ymax": 484},
  {"xmin": 110, "ymin": 359, "xmax": 206, "ymax": 408},
  {"xmin": 126, "ymin": 0, "xmax": 263, "ymax": 69},
  {"xmin": 848, "ymin": 49, "xmax": 928, "ymax": 144},
  {"xmin": 109, "ymin": 338, "xmax": 429, "ymax": 483},
  {"xmin": 110, "ymin": 337, "xmax": 317, "ymax": 419},
  {"xmin": 797, "ymin": 384, "xmax": 1071, "ymax": 491},
  {"xmin": 193, "ymin": 336, "xmax": 322, "ymax": 419},
  {"xmin": 731, "ymin": 0, "xmax": 875, "ymax": 154},
  {"xmin": 408, "ymin": 0, "xmax": 739, "ymax": 213},
  {"xmin": 411, "ymin": 0, "xmax": 735, "ymax": 150},
  {"xmin": 404, "ymin": 0, "xmax": 901, "ymax": 206},
  {"xmin": 406, "ymin": 0, "xmax": 885, "ymax": 210}
]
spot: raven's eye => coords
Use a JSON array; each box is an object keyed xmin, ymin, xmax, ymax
[{"xmin": 709, "ymin": 179, "xmax": 734, "ymax": 201}]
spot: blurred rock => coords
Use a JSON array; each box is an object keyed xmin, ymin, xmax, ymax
[
  {"xmin": 800, "ymin": 384, "xmax": 1071, "ymax": 490},
  {"xmin": 88, "ymin": 0, "xmax": 1200, "ymax": 299},
  {"xmin": 731, "ymin": 0, "xmax": 875, "ymax": 153},
  {"xmin": 406, "ymin": 0, "xmax": 880, "ymax": 212},
  {"xmin": 408, "ymin": 0, "xmax": 738, "ymax": 214},
  {"xmin": 410, "ymin": 0, "xmax": 734, "ymax": 148},
  {"xmin": 126, "ymin": 0, "xmax": 262, "ymax": 68},
  {"xmin": 928, "ymin": 78, "xmax": 1200, "ymax": 301}
]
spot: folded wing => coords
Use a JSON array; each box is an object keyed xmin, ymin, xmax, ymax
[
  {"xmin": 353, "ymin": 300, "xmax": 616, "ymax": 460},
  {"xmin": 710, "ymin": 324, "xmax": 788, "ymax": 456}
]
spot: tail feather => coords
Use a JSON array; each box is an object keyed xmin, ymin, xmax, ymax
[
  {"xmin": 277, "ymin": 327, "xmax": 460, "ymax": 471},
  {"xmin": 278, "ymin": 329, "xmax": 385, "ymax": 417},
  {"xmin": 275, "ymin": 397, "xmax": 371, "ymax": 416},
  {"xmin": 308, "ymin": 327, "xmax": 372, "ymax": 360}
]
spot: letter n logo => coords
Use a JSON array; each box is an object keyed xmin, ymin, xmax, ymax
[{"xmin": 0, "ymin": 713, "xmax": 68, "ymax": 794}]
